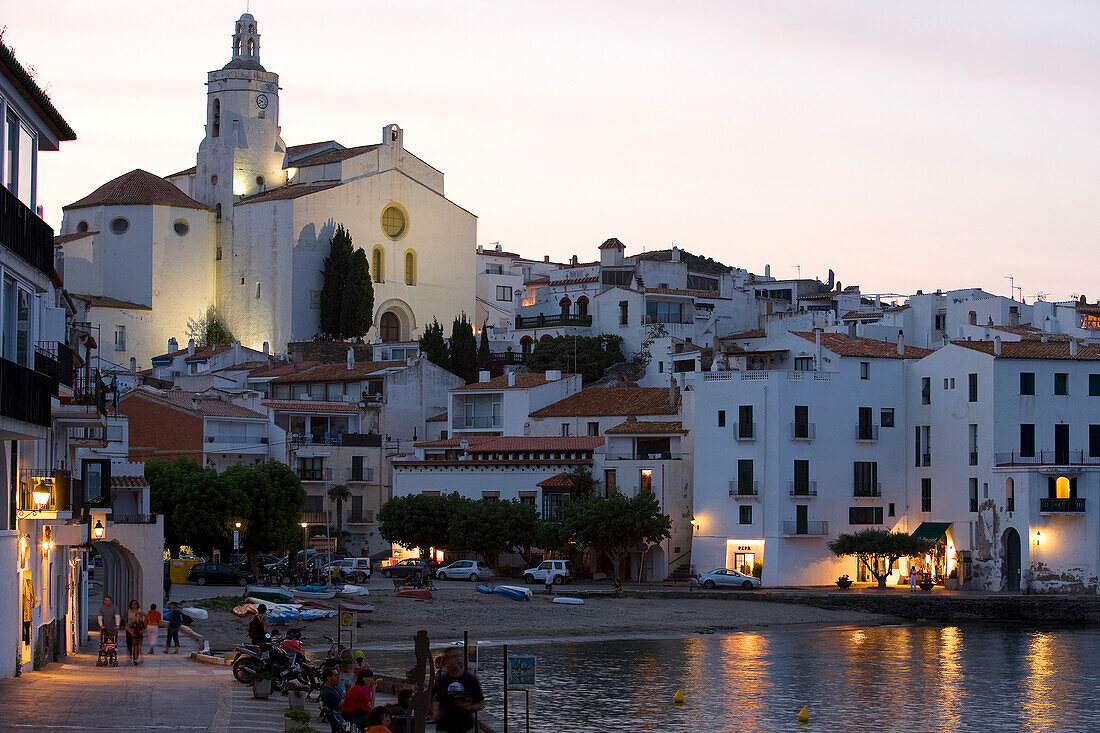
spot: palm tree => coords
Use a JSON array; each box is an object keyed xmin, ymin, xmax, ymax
[{"xmin": 327, "ymin": 484, "xmax": 352, "ymax": 551}]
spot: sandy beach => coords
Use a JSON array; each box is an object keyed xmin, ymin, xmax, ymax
[{"xmin": 191, "ymin": 586, "xmax": 895, "ymax": 654}]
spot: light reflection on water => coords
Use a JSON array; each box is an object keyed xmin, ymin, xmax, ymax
[{"xmin": 367, "ymin": 625, "xmax": 1100, "ymax": 732}]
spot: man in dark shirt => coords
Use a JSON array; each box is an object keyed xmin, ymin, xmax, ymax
[
  {"xmin": 319, "ymin": 666, "xmax": 346, "ymax": 733},
  {"xmin": 97, "ymin": 595, "xmax": 120, "ymax": 633},
  {"xmin": 431, "ymin": 646, "xmax": 485, "ymax": 733}
]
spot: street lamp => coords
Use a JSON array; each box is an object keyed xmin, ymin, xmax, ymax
[
  {"xmin": 235, "ymin": 522, "xmax": 242, "ymax": 529},
  {"xmin": 31, "ymin": 479, "xmax": 53, "ymax": 508},
  {"xmin": 92, "ymin": 520, "xmax": 105, "ymax": 540}
]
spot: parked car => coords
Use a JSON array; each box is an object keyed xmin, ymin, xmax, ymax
[
  {"xmin": 187, "ymin": 562, "xmax": 257, "ymax": 586},
  {"xmin": 436, "ymin": 560, "xmax": 492, "ymax": 582},
  {"xmin": 523, "ymin": 559, "xmax": 572, "ymax": 585},
  {"xmin": 381, "ymin": 558, "xmax": 435, "ymax": 579},
  {"xmin": 697, "ymin": 568, "xmax": 760, "ymax": 590},
  {"xmin": 322, "ymin": 557, "xmax": 372, "ymax": 582},
  {"xmin": 230, "ymin": 553, "xmax": 279, "ymax": 569}
]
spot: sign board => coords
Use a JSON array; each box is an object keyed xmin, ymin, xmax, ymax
[
  {"xmin": 639, "ymin": 543, "xmax": 649, "ymax": 553},
  {"xmin": 232, "ymin": 530, "xmax": 240, "ymax": 550},
  {"xmin": 507, "ymin": 656, "xmax": 536, "ymax": 688},
  {"xmin": 467, "ymin": 644, "xmax": 478, "ymax": 666},
  {"xmin": 339, "ymin": 611, "xmax": 355, "ymax": 628}
]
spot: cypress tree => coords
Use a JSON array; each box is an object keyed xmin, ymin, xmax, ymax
[
  {"xmin": 448, "ymin": 313, "xmax": 478, "ymax": 383},
  {"xmin": 418, "ymin": 318, "xmax": 448, "ymax": 368},
  {"xmin": 340, "ymin": 248, "xmax": 374, "ymax": 339},
  {"xmin": 476, "ymin": 324, "xmax": 491, "ymax": 369},
  {"xmin": 319, "ymin": 226, "xmax": 353, "ymax": 337}
]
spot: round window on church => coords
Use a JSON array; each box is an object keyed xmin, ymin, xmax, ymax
[
  {"xmin": 173, "ymin": 219, "xmax": 190, "ymax": 237},
  {"xmin": 76, "ymin": 220, "xmax": 89, "ymax": 233},
  {"xmin": 381, "ymin": 206, "xmax": 407, "ymax": 240},
  {"xmin": 256, "ymin": 175, "xmax": 265, "ymax": 188},
  {"xmin": 109, "ymin": 217, "xmax": 129, "ymax": 235}
]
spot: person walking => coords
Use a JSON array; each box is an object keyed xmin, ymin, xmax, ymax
[
  {"xmin": 164, "ymin": 601, "xmax": 182, "ymax": 654},
  {"xmin": 909, "ymin": 564, "xmax": 918, "ymax": 593},
  {"xmin": 430, "ymin": 645, "xmax": 485, "ymax": 733},
  {"xmin": 544, "ymin": 569, "xmax": 554, "ymax": 596},
  {"xmin": 97, "ymin": 595, "xmax": 120, "ymax": 635},
  {"xmin": 145, "ymin": 604, "xmax": 161, "ymax": 654},
  {"xmin": 123, "ymin": 600, "xmax": 147, "ymax": 665},
  {"xmin": 248, "ymin": 604, "xmax": 270, "ymax": 645},
  {"xmin": 163, "ymin": 566, "xmax": 172, "ymax": 604}
]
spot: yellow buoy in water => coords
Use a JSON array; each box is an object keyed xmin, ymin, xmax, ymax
[
  {"xmin": 673, "ymin": 689, "xmax": 685, "ymax": 705},
  {"xmin": 798, "ymin": 705, "xmax": 810, "ymax": 723}
]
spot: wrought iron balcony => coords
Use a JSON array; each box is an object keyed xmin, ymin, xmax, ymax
[
  {"xmin": 855, "ymin": 424, "xmax": 879, "ymax": 442},
  {"xmin": 35, "ymin": 341, "xmax": 74, "ymax": 390},
  {"xmin": 728, "ymin": 479, "xmax": 758, "ymax": 499},
  {"xmin": 790, "ymin": 422, "xmax": 816, "ymax": 441},
  {"xmin": 18, "ymin": 469, "xmax": 72, "ymax": 515},
  {"xmin": 0, "ymin": 183, "xmax": 55, "ymax": 277},
  {"xmin": 781, "ymin": 520, "xmax": 828, "ymax": 537},
  {"xmin": 514, "ymin": 313, "xmax": 592, "ymax": 329},
  {"xmin": 853, "ymin": 482, "xmax": 882, "ymax": 498},
  {"xmin": 789, "ymin": 480, "xmax": 818, "ymax": 497},
  {"xmin": 733, "ymin": 422, "xmax": 756, "ymax": 441},
  {"xmin": 1039, "ymin": 497, "xmax": 1086, "ymax": 514},
  {"xmin": 995, "ymin": 451, "xmax": 1100, "ymax": 467},
  {"xmin": 1, "ymin": 357, "xmax": 52, "ymax": 428}
]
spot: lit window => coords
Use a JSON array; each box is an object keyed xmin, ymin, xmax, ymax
[
  {"xmin": 640, "ymin": 469, "xmax": 653, "ymax": 493},
  {"xmin": 404, "ymin": 251, "xmax": 416, "ymax": 285},
  {"xmin": 381, "ymin": 206, "xmax": 406, "ymax": 239}
]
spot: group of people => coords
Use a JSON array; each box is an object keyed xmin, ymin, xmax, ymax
[
  {"xmin": 97, "ymin": 595, "xmax": 184, "ymax": 664},
  {"xmin": 317, "ymin": 644, "xmax": 485, "ymax": 733}
]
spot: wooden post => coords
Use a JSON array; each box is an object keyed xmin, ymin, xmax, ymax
[
  {"xmin": 405, "ymin": 629, "xmax": 430, "ymax": 733},
  {"xmin": 503, "ymin": 643, "xmax": 508, "ymax": 733}
]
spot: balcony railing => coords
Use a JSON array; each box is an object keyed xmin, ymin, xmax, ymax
[
  {"xmin": 290, "ymin": 433, "xmax": 383, "ymax": 448},
  {"xmin": 790, "ymin": 423, "xmax": 816, "ymax": 441},
  {"xmin": 921, "ymin": 453, "xmax": 931, "ymax": 467},
  {"xmin": 1039, "ymin": 497, "xmax": 1086, "ymax": 514},
  {"xmin": 497, "ymin": 352, "xmax": 528, "ymax": 365},
  {"xmin": 781, "ymin": 520, "xmax": 828, "ymax": 537},
  {"xmin": 18, "ymin": 469, "xmax": 72, "ymax": 514},
  {"xmin": 347, "ymin": 510, "xmax": 375, "ymax": 524},
  {"xmin": 728, "ymin": 480, "xmax": 758, "ymax": 498},
  {"xmin": 733, "ymin": 423, "xmax": 756, "ymax": 441},
  {"xmin": 514, "ymin": 313, "xmax": 592, "ymax": 329},
  {"xmin": 70, "ymin": 371, "xmax": 107, "ymax": 414},
  {"xmin": 0, "ymin": 183, "xmax": 54, "ymax": 276},
  {"xmin": 994, "ymin": 451, "xmax": 1100, "ymax": 466},
  {"xmin": 1, "ymin": 357, "xmax": 52, "ymax": 427},
  {"xmin": 856, "ymin": 424, "xmax": 879, "ymax": 442},
  {"xmin": 853, "ymin": 482, "xmax": 882, "ymax": 498},
  {"xmin": 35, "ymin": 342, "xmax": 74, "ymax": 393},
  {"xmin": 112, "ymin": 514, "xmax": 154, "ymax": 524},
  {"xmin": 299, "ymin": 511, "xmax": 328, "ymax": 524},
  {"xmin": 454, "ymin": 416, "xmax": 502, "ymax": 430},
  {"xmin": 789, "ymin": 480, "xmax": 818, "ymax": 497},
  {"xmin": 607, "ymin": 451, "xmax": 679, "ymax": 460},
  {"xmin": 969, "ymin": 451, "xmax": 979, "ymax": 466},
  {"xmin": 297, "ymin": 469, "xmax": 325, "ymax": 481}
]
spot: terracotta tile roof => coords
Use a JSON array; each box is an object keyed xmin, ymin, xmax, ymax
[
  {"xmin": 0, "ymin": 41, "xmax": 75, "ymax": 142},
  {"xmin": 285, "ymin": 140, "xmax": 340, "ymax": 160},
  {"xmin": 988, "ymin": 324, "xmax": 1070, "ymax": 341},
  {"xmin": 951, "ymin": 340, "xmax": 1100, "ymax": 360},
  {"xmin": 248, "ymin": 361, "xmax": 319, "ymax": 379},
  {"xmin": 426, "ymin": 411, "xmax": 448, "ymax": 422},
  {"xmin": 64, "ymin": 169, "xmax": 212, "ymax": 211},
  {"xmin": 270, "ymin": 360, "xmax": 406, "ymax": 384},
  {"xmin": 605, "ymin": 420, "xmax": 685, "ymax": 435},
  {"xmin": 261, "ymin": 400, "xmax": 361, "ymax": 413},
  {"xmin": 529, "ymin": 387, "xmax": 678, "ymax": 418},
  {"xmin": 1077, "ymin": 303, "xmax": 1100, "ymax": 316},
  {"xmin": 71, "ymin": 293, "xmax": 151, "ymax": 311},
  {"xmin": 111, "ymin": 475, "xmax": 149, "ymax": 489},
  {"xmin": 150, "ymin": 344, "xmax": 233, "ymax": 363},
  {"xmin": 722, "ymin": 329, "xmax": 765, "ymax": 340},
  {"xmin": 599, "ymin": 238, "xmax": 626, "ymax": 250},
  {"xmin": 235, "ymin": 182, "xmax": 341, "ymax": 205},
  {"xmin": 797, "ymin": 292, "xmax": 840, "ymax": 301},
  {"xmin": 883, "ymin": 305, "xmax": 911, "ymax": 313},
  {"xmin": 841, "ymin": 310, "xmax": 883, "ymax": 321},
  {"xmin": 537, "ymin": 472, "xmax": 575, "ymax": 488},
  {"xmin": 452, "ymin": 373, "xmax": 577, "ymax": 391},
  {"xmin": 212, "ymin": 361, "xmax": 271, "ymax": 373},
  {"xmin": 644, "ymin": 288, "xmax": 727, "ymax": 300},
  {"xmin": 166, "ymin": 165, "xmax": 196, "ymax": 178},
  {"xmin": 790, "ymin": 332, "xmax": 931, "ymax": 359},
  {"xmin": 287, "ymin": 144, "xmax": 381, "ymax": 168},
  {"xmin": 127, "ymin": 388, "xmax": 266, "ymax": 418},
  {"xmin": 55, "ymin": 231, "xmax": 98, "ymax": 244},
  {"xmin": 415, "ymin": 436, "xmax": 604, "ymax": 451}
]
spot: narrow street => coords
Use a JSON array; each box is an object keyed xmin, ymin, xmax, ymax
[{"xmin": 0, "ymin": 633, "xmax": 290, "ymax": 733}]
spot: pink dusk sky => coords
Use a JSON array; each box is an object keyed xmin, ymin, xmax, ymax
[{"xmin": 7, "ymin": 1, "xmax": 1099, "ymax": 300}]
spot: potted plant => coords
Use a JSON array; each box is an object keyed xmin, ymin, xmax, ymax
[
  {"xmin": 252, "ymin": 668, "xmax": 276, "ymax": 699},
  {"xmin": 284, "ymin": 709, "xmax": 311, "ymax": 732},
  {"xmin": 944, "ymin": 567, "xmax": 959, "ymax": 590},
  {"xmin": 284, "ymin": 680, "xmax": 309, "ymax": 710},
  {"xmin": 918, "ymin": 576, "xmax": 936, "ymax": 592},
  {"xmin": 835, "ymin": 574, "xmax": 853, "ymax": 589}
]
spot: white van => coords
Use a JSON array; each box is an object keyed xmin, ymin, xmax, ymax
[
  {"xmin": 323, "ymin": 557, "xmax": 372, "ymax": 581},
  {"xmin": 523, "ymin": 559, "xmax": 572, "ymax": 584}
]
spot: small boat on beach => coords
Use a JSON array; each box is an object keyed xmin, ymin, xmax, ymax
[
  {"xmin": 291, "ymin": 585, "xmax": 338, "ymax": 600},
  {"xmin": 476, "ymin": 585, "xmax": 493, "ymax": 595},
  {"xmin": 246, "ymin": 586, "xmax": 293, "ymax": 602},
  {"xmin": 493, "ymin": 585, "xmax": 532, "ymax": 601},
  {"xmin": 339, "ymin": 600, "xmax": 374, "ymax": 613},
  {"xmin": 552, "ymin": 597, "xmax": 584, "ymax": 605},
  {"xmin": 396, "ymin": 588, "xmax": 433, "ymax": 600},
  {"xmin": 336, "ymin": 585, "xmax": 368, "ymax": 598}
]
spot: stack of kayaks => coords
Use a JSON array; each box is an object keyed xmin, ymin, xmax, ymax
[
  {"xmin": 245, "ymin": 586, "xmax": 293, "ymax": 602},
  {"xmin": 290, "ymin": 585, "xmax": 338, "ymax": 600}
]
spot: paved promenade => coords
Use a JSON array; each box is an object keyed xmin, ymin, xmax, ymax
[{"xmin": 0, "ymin": 633, "xmax": 290, "ymax": 733}]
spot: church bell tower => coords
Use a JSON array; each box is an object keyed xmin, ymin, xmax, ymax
[{"xmin": 194, "ymin": 13, "xmax": 287, "ymax": 221}]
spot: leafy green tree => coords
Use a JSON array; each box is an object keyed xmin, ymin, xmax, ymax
[
  {"xmin": 448, "ymin": 313, "xmax": 478, "ymax": 383},
  {"xmin": 476, "ymin": 326, "xmax": 491, "ymax": 368},
  {"xmin": 564, "ymin": 491, "xmax": 671, "ymax": 580},
  {"xmin": 565, "ymin": 467, "xmax": 600, "ymax": 498},
  {"xmin": 319, "ymin": 225, "xmax": 353, "ymax": 337},
  {"xmin": 450, "ymin": 499, "xmax": 538, "ymax": 569},
  {"xmin": 186, "ymin": 306, "xmax": 234, "ymax": 347},
  {"xmin": 327, "ymin": 484, "xmax": 352, "ymax": 551},
  {"xmin": 378, "ymin": 493, "xmax": 461, "ymax": 559},
  {"xmin": 828, "ymin": 530, "xmax": 936, "ymax": 589},
  {"xmin": 634, "ymin": 323, "xmax": 668, "ymax": 368},
  {"xmin": 340, "ymin": 247, "xmax": 374, "ymax": 339},
  {"xmin": 527, "ymin": 334, "xmax": 625, "ymax": 383},
  {"xmin": 418, "ymin": 318, "xmax": 448, "ymax": 368},
  {"xmin": 146, "ymin": 459, "xmax": 243, "ymax": 558},
  {"xmin": 534, "ymin": 520, "xmax": 573, "ymax": 559},
  {"xmin": 221, "ymin": 461, "xmax": 306, "ymax": 567}
]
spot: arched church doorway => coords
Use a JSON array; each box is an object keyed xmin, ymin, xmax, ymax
[
  {"xmin": 1002, "ymin": 528, "xmax": 1021, "ymax": 592},
  {"xmin": 379, "ymin": 312, "xmax": 400, "ymax": 342}
]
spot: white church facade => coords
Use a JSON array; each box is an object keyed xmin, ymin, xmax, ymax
[{"xmin": 58, "ymin": 13, "xmax": 475, "ymax": 367}]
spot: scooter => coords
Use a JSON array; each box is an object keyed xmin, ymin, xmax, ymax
[{"xmin": 231, "ymin": 628, "xmax": 306, "ymax": 689}]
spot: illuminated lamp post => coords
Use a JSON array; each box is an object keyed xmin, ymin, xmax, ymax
[
  {"xmin": 93, "ymin": 520, "xmax": 105, "ymax": 540},
  {"xmin": 32, "ymin": 479, "xmax": 53, "ymax": 509}
]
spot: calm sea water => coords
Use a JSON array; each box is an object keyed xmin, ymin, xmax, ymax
[{"xmin": 366, "ymin": 624, "xmax": 1100, "ymax": 732}]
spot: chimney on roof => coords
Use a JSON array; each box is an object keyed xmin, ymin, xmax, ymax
[
  {"xmin": 994, "ymin": 336, "xmax": 1002, "ymax": 356},
  {"xmin": 672, "ymin": 246, "xmax": 680, "ymax": 263},
  {"xmin": 669, "ymin": 376, "xmax": 681, "ymax": 409},
  {"xmin": 476, "ymin": 244, "xmax": 483, "ymax": 254},
  {"xmin": 897, "ymin": 331, "xmax": 905, "ymax": 357},
  {"xmin": 1008, "ymin": 308, "xmax": 1020, "ymax": 327},
  {"xmin": 848, "ymin": 322, "xmax": 858, "ymax": 341},
  {"xmin": 1071, "ymin": 339, "xmax": 1078, "ymax": 357},
  {"xmin": 347, "ymin": 347, "xmax": 355, "ymax": 370},
  {"xmin": 495, "ymin": 243, "xmax": 502, "ymax": 253},
  {"xmin": 190, "ymin": 396, "xmax": 202, "ymax": 410},
  {"xmin": 764, "ymin": 264, "xmax": 771, "ymax": 278},
  {"xmin": 571, "ymin": 254, "xmax": 578, "ymax": 267},
  {"xmin": 479, "ymin": 370, "xmax": 491, "ymax": 383},
  {"xmin": 129, "ymin": 357, "xmax": 137, "ymax": 373},
  {"xmin": 544, "ymin": 255, "xmax": 550, "ymax": 263},
  {"xmin": 1041, "ymin": 332, "xmax": 1049, "ymax": 343},
  {"xmin": 508, "ymin": 372, "xmax": 516, "ymax": 387},
  {"xmin": 983, "ymin": 321, "xmax": 990, "ymax": 341},
  {"xmin": 187, "ymin": 338, "xmax": 195, "ymax": 356},
  {"xmin": 168, "ymin": 337, "xmax": 178, "ymax": 353},
  {"xmin": 263, "ymin": 341, "xmax": 269, "ymax": 354}
]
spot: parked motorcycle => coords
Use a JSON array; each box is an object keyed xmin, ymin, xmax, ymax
[{"xmin": 231, "ymin": 628, "xmax": 307, "ymax": 690}]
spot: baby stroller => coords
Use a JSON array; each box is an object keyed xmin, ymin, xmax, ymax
[{"xmin": 97, "ymin": 629, "xmax": 118, "ymax": 667}]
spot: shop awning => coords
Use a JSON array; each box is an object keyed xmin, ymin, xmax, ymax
[{"xmin": 911, "ymin": 522, "xmax": 952, "ymax": 542}]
